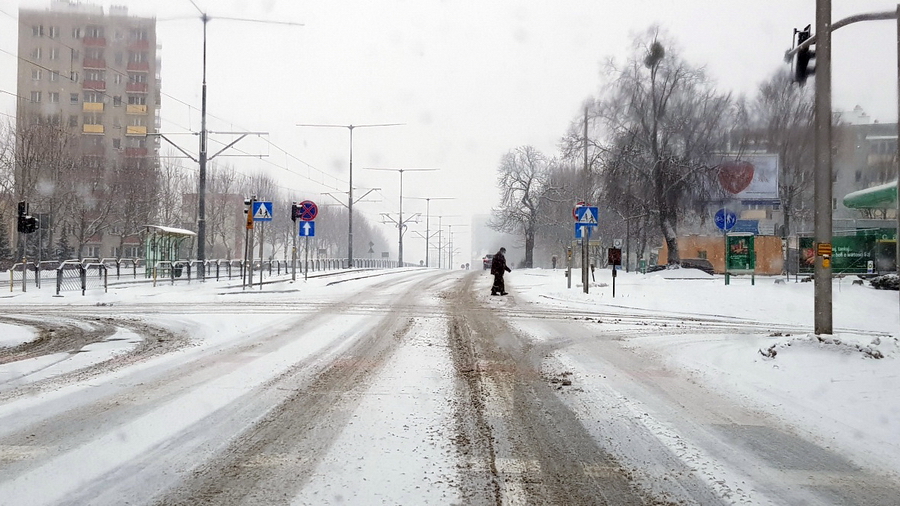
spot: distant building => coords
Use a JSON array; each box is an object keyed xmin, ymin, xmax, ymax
[
  {"xmin": 17, "ymin": 0, "xmax": 159, "ymax": 160},
  {"xmin": 16, "ymin": 0, "xmax": 161, "ymax": 259}
]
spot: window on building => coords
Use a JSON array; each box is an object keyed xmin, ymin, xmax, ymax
[
  {"xmin": 48, "ymin": 26, "xmax": 59, "ymax": 38},
  {"xmin": 85, "ymin": 246, "xmax": 100, "ymax": 259},
  {"xmin": 112, "ymin": 138, "xmax": 121, "ymax": 149},
  {"xmin": 70, "ymin": 48, "xmax": 80, "ymax": 61},
  {"xmin": 86, "ymin": 26, "xmax": 104, "ymax": 38},
  {"xmin": 32, "ymin": 25, "xmax": 43, "ymax": 37},
  {"xmin": 72, "ymin": 27, "xmax": 83, "ymax": 39},
  {"xmin": 70, "ymin": 93, "xmax": 79, "ymax": 104},
  {"xmin": 68, "ymin": 115, "xmax": 78, "ymax": 127},
  {"xmin": 129, "ymin": 52, "xmax": 148, "ymax": 63},
  {"xmin": 128, "ymin": 73, "xmax": 147, "ymax": 84},
  {"xmin": 30, "ymin": 47, "xmax": 42, "ymax": 60},
  {"xmin": 50, "ymin": 47, "xmax": 59, "ymax": 60},
  {"xmin": 114, "ymin": 74, "xmax": 123, "ymax": 85},
  {"xmin": 832, "ymin": 197, "xmax": 838, "ymax": 210},
  {"xmin": 85, "ymin": 70, "xmax": 104, "ymax": 82},
  {"xmin": 70, "ymin": 71, "xmax": 79, "ymax": 83},
  {"xmin": 130, "ymin": 28, "xmax": 149, "ymax": 41},
  {"xmin": 31, "ymin": 68, "xmax": 42, "ymax": 80},
  {"xmin": 127, "ymin": 95, "xmax": 147, "ymax": 105},
  {"xmin": 85, "ymin": 48, "xmax": 103, "ymax": 60},
  {"xmin": 83, "ymin": 91, "xmax": 102, "ymax": 103},
  {"xmin": 30, "ymin": 91, "xmax": 41, "ymax": 103},
  {"xmin": 49, "ymin": 70, "xmax": 59, "ymax": 82},
  {"xmin": 113, "ymin": 96, "xmax": 122, "ymax": 106},
  {"xmin": 83, "ymin": 114, "xmax": 102, "ymax": 125},
  {"xmin": 49, "ymin": 92, "xmax": 59, "ymax": 103}
]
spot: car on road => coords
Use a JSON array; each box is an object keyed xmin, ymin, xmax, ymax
[
  {"xmin": 647, "ymin": 258, "xmax": 715, "ymax": 275},
  {"xmin": 483, "ymin": 254, "xmax": 494, "ymax": 270}
]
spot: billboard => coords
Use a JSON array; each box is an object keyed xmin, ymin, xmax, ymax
[{"xmin": 713, "ymin": 153, "xmax": 779, "ymax": 201}]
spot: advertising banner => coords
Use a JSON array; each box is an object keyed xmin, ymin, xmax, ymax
[{"xmin": 713, "ymin": 153, "xmax": 779, "ymax": 201}]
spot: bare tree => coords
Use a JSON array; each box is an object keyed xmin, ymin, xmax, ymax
[
  {"xmin": 580, "ymin": 30, "xmax": 731, "ymax": 264},
  {"xmin": 490, "ymin": 145, "xmax": 553, "ymax": 268},
  {"xmin": 745, "ymin": 70, "xmax": 815, "ymax": 237}
]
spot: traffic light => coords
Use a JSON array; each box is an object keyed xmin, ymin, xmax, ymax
[
  {"xmin": 17, "ymin": 201, "xmax": 27, "ymax": 217},
  {"xmin": 17, "ymin": 215, "xmax": 37, "ymax": 234},
  {"xmin": 795, "ymin": 25, "xmax": 815, "ymax": 86},
  {"xmin": 243, "ymin": 195, "xmax": 256, "ymax": 230},
  {"xmin": 291, "ymin": 202, "xmax": 301, "ymax": 222}
]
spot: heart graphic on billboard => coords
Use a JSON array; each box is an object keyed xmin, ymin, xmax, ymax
[{"xmin": 717, "ymin": 161, "xmax": 754, "ymax": 194}]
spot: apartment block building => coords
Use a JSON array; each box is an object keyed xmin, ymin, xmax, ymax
[
  {"xmin": 18, "ymin": 0, "xmax": 159, "ymax": 159},
  {"xmin": 16, "ymin": 0, "xmax": 160, "ymax": 259}
]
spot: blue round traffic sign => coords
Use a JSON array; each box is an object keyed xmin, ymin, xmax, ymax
[
  {"xmin": 298, "ymin": 200, "xmax": 318, "ymax": 221},
  {"xmin": 714, "ymin": 208, "xmax": 736, "ymax": 231}
]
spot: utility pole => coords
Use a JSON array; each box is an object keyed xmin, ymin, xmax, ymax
[
  {"xmin": 583, "ymin": 106, "xmax": 590, "ymax": 294},
  {"xmin": 297, "ymin": 124, "xmax": 403, "ymax": 268},
  {"xmin": 160, "ymin": 5, "xmax": 298, "ymax": 262},
  {"xmin": 785, "ymin": 6, "xmax": 900, "ymax": 334},
  {"xmin": 364, "ymin": 168, "xmax": 436, "ymax": 266},
  {"xmin": 407, "ymin": 196, "xmax": 454, "ymax": 267},
  {"xmin": 813, "ymin": 0, "xmax": 833, "ymax": 335}
]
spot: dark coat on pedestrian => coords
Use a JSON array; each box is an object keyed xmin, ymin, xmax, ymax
[{"xmin": 490, "ymin": 248, "xmax": 511, "ymax": 295}]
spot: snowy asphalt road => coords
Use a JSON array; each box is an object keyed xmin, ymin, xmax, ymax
[{"xmin": 0, "ymin": 268, "xmax": 897, "ymax": 505}]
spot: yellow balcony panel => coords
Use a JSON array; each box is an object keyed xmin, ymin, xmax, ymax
[
  {"xmin": 125, "ymin": 125, "xmax": 148, "ymax": 136},
  {"xmin": 82, "ymin": 124, "xmax": 104, "ymax": 134},
  {"xmin": 82, "ymin": 102, "xmax": 104, "ymax": 112},
  {"xmin": 126, "ymin": 104, "xmax": 147, "ymax": 115}
]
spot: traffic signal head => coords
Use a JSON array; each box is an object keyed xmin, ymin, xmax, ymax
[
  {"xmin": 291, "ymin": 203, "xmax": 302, "ymax": 222},
  {"xmin": 794, "ymin": 26, "xmax": 815, "ymax": 86},
  {"xmin": 17, "ymin": 215, "xmax": 37, "ymax": 234},
  {"xmin": 17, "ymin": 201, "xmax": 27, "ymax": 217}
]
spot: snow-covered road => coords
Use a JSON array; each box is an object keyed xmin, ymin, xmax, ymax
[{"xmin": 0, "ymin": 267, "xmax": 898, "ymax": 505}]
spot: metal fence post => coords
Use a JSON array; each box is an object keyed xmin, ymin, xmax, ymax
[{"xmin": 80, "ymin": 266, "xmax": 86, "ymax": 296}]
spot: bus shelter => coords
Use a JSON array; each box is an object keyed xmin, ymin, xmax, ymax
[{"xmin": 144, "ymin": 225, "xmax": 196, "ymax": 278}]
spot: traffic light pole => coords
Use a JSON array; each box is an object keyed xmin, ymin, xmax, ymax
[
  {"xmin": 813, "ymin": 0, "xmax": 833, "ymax": 335},
  {"xmin": 786, "ymin": 5, "xmax": 900, "ymax": 334}
]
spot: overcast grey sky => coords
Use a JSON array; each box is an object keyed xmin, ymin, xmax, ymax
[{"xmin": 2, "ymin": 0, "xmax": 898, "ymax": 262}]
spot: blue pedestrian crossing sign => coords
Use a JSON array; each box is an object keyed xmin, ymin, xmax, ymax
[
  {"xmin": 299, "ymin": 220, "xmax": 315, "ymax": 237},
  {"xmin": 253, "ymin": 201, "xmax": 273, "ymax": 222},
  {"xmin": 575, "ymin": 206, "xmax": 599, "ymax": 225}
]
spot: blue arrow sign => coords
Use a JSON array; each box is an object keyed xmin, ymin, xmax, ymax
[
  {"xmin": 575, "ymin": 206, "xmax": 599, "ymax": 225},
  {"xmin": 299, "ymin": 220, "xmax": 315, "ymax": 237},
  {"xmin": 574, "ymin": 223, "xmax": 594, "ymax": 239},
  {"xmin": 252, "ymin": 201, "xmax": 273, "ymax": 222},
  {"xmin": 714, "ymin": 208, "xmax": 736, "ymax": 231}
]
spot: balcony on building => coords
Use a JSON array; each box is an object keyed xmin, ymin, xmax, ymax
[
  {"xmin": 125, "ymin": 147, "xmax": 148, "ymax": 157},
  {"xmin": 83, "ymin": 102, "xmax": 104, "ymax": 112},
  {"xmin": 83, "ymin": 124, "xmax": 104, "ymax": 134},
  {"xmin": 125, "ymin": 125, "xmax": 148, "ymax": 136},
  {"xmin": 82, "ymin": 37, "xmax": 106, "ymax": 47},
  {"xmin": 126, "ymin": 104, "xmax": 147, "ymax": 115},
  {"xmin": 83, "ymin": 58, "xmax": 106, "ymax": 69},
  {"xmin": 83, "ymin": 80, "xmax": 106, "ymax": 91},
  {"xmin": 126, "ymin": 62, "xmax": 150, "ymax": 72},
  {"xmin": 126, "ymin": 83, "xmax": 147, "ymax": 93}
]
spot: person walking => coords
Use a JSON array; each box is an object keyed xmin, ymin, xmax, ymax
[{"xmin": 490, "ymin": 247, "xmax": 511, "ymax": 296}]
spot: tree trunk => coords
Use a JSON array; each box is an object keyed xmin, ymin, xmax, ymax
[{"xmin": 524, "ymin": 226, "xmax": 535, "ymax": 268}]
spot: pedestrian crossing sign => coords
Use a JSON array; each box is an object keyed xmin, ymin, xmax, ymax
[
  {"xmin": 575, "ymin": 206, "xmax": 598, "ymax": 225},
  {"xmin": 253, "ymin": 201, "xmax": 273, "ymax": 222}
]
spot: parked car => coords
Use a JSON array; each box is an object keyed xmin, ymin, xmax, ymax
[
  {"xmin": 483, "ymin": 254, "xmax": 494, "ymax": 270},
  {"xmin": 647, "ymin": 258, "xmax": 715, "ymax": 275}
]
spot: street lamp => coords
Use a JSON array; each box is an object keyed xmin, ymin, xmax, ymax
[
  {"xmin": 170, "ymin": 4, "xmax": 301, "ymax": 261},
  {"xmin": 364, "ymin": 168, "xmax": 437, "ymax": 266},
  {"xmin": 297, "ymin": 124, "xmax": 402, "ymax": 267}
]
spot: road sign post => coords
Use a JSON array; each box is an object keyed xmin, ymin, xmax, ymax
[{"xmin": 574, "ymin": 206, "xmax": 599, "ymax": 294}]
